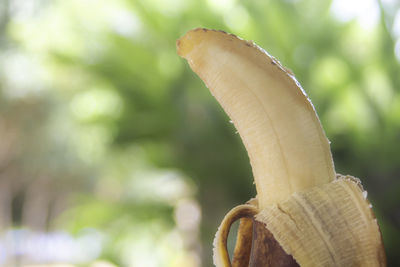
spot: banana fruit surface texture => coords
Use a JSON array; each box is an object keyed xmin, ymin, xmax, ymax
[{"xmin": 177, "ymin": 28, "xmax": 386, "ymax": 267}]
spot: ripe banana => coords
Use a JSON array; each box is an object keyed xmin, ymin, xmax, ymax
[{"xmin": 177, "ymin": 28, "xmax": 386, "ymax": 266}]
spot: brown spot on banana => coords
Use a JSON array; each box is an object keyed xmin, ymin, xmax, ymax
[
  {"xmin": 250, "ymin": 220, "xmax": 299, "ymax": 267},
  {"xmin": 232, "ymin": 217, "xmax": 253, "ymax": 267}
]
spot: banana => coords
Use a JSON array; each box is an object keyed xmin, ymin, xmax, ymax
[{"xmin": 177, "ymin": 28, "xmax": 386, "ymax": 266}]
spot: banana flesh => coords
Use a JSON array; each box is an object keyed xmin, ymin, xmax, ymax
[
  {"xmin": 177, "ymin": 28, "xmax": 386, "ymax": 266},
  {"xmin": 177, "ymin": 28, "xmax": 335, "ymax": 208}
]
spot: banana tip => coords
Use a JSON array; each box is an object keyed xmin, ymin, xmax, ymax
[
  {"xmin": 176, "ymin": 28, "xmax": 202, "ymax": 58},
  {"xmin": 177, "ymin": 28, "xmax": 222, "ymax": 58}
]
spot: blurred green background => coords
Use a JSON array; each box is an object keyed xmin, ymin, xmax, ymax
[{"xmin": 0, "ymin": 0, "xmax": 399, "ymax": 266}]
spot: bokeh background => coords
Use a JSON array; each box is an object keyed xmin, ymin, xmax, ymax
[{"xmin": 0, "ymin": 0, "xmax": 399, "ymax": 266}]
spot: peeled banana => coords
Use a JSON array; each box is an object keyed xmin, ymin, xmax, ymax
[{"xmin": 177, "ymin": 28, "xmax": 386, "ymax": 266}]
